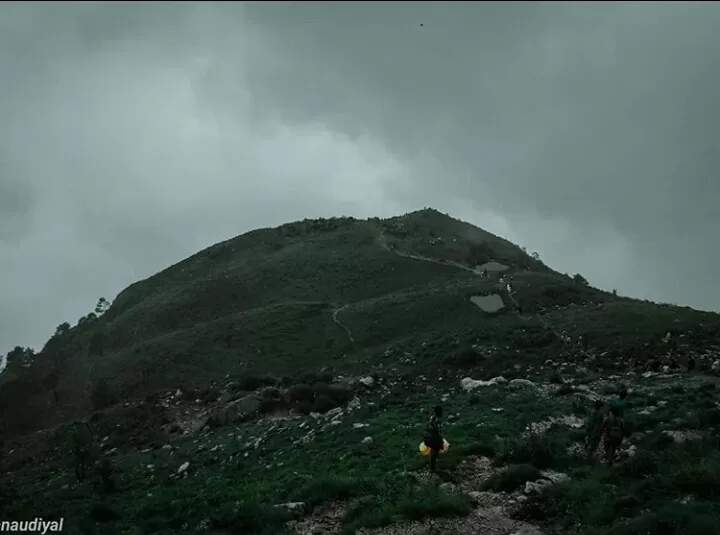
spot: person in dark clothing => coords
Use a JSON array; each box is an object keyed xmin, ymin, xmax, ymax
[
  {"xmin": 601, "ymin": 406, "xmax": 625, "ymax": 465},
  {"xmin": 423, "ymin": 406, "xmax": 444, "ymax": 472},
  {"xmin": 650, "ymin": 358, "xmax": 661, "ymax": 373},
  {"xmin": 585, "ymin": 399, "xmax": 606, "ymax": 459},
  {"xmin": 71, "ymin": 421, "xmax": 95, "ymax": 481},
  {"xmin": 610, "ymin": 387, "xmax": 628, "ymax": 418},
  {"xmin": 687, "ymin": 356, "xmax": 696, "ymax": 373},
  {"xmin": 669, "ymin": 358, "xmax": 680, "ymax": 372}
]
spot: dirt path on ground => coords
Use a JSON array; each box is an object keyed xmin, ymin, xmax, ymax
[
  {"xmin": 376, "ymin": 228, "xmax": 479, "ymax": 275},
  {"xmin": 332, "ymin": 305, "xmax": 355, "ymax": 343}
]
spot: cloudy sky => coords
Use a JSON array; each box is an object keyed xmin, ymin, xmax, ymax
[{"xmin": 1, "ymin": 2, "xmax": 720, "ymax": 352}]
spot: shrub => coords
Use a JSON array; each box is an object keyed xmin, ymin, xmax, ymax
[
  {"xmin": 294, "ymin": 400, "xmax": 313, "ymax": 415},
  {"xmin": 287, "ymin": 384, "xmax": 314, "ymax": 404},
  {"xmin": 311, "ymin": 395, "xmax": 338, "ymax": 414},
  {"xmin": 495, "ymin": 433, "xmax": 565, "ymax": 470},
  {"xmin": 482, "ymin": 464, "xmax": 543, "ymax": 492},
  {"xmin": 237, "ymin": 375, "xmax": 276, "ymax": 392},
  {"xmin": 313, "ymin": 383, "xmax": 353, "ymax": 405}
]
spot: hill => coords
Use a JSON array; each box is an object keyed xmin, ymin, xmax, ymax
[{"xmin": 3, "ymin": 208, "xmax": 720, "ymax": 535}]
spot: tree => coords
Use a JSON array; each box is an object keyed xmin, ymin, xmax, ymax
[
  {"xmin": 95, "ymin": 298, "xmax": 111, "ymax": 316},
  {"xmin": 6, "ymin": 346, "xmax": 24, "ymax": 361},
  {"xmin": 531, "ymin": 252, "xmax": 540, "ymax": 261},
  {"xmin": 55, "ymin": 322, "xmax": 71, "ymax": 337},
  {"xmin": 6, "ymin": 346, "xmax": 34, "ymax": 365},
  {"xmin": 77, "ymin": 312, "xmax": 98, "ymax": 327},
  {"xmin": 573, "ymin": 273, "xmax": 589, "ymax": 286}
]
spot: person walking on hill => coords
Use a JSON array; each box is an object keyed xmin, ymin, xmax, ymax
[
  {"xmin": 71, "ymin": 420, "xmax": 96, "ymax": 481},
  {"xmin": 610, "ymin": 387, "xmax": 629, "ymax": 418},
  {"xmin": 601, "ymin": 406, "xmax": 625, "ymax": 465},
  {"xmin": 423, "ymin": 405, "xmax": 444, "ymax": 472},
  {"xmin": 585, "ymin": 399, "xmax": 606, "ymax": 459}
]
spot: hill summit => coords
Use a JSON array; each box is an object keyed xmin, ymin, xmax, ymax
[{"xmin": 3, "ymin": 209, "xmax": 720, "ymax": 535}]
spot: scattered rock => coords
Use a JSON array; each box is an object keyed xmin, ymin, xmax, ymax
[
  {"xmin": 274, "ymin": 502, "xmax": 306, "ymax": 516},
  {"xmin": 362, "ymin": 436, "xmax": 373, "ymax": 444},
  {"xmin": 461, "ymin": 376, "xmax": 507, "ymax": 391},
  {"xmin": 177, "ymin": 462, "xmax": 189, "ymax": 474},
  {"xmin": 509, "ymin": 379, "xmax": 537, "ymax": 389},
  {"xmin": 209, "ymin": 393, "xmax": 262, "ymax": 427}
]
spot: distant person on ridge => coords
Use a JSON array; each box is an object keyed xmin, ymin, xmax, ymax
[
  {"xmin": 601, "ymin": 406, "xmax": 625, "ymax": 465},
  {"xmin": 585, "ymin": 399, "xmax": 606, "ymax": 459},
  {"xmin": 423, "ymin": 405, "xmax": 444, "ymax": 472}
]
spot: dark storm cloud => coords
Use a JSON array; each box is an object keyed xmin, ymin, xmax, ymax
[{"xmin": 1, "ymin": 2, "xmax": 719, "ymax": 355}]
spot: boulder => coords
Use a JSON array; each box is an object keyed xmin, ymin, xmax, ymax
[{"xmin": 209, "ymin": 394, "xmax": 262, "ymax": 427}]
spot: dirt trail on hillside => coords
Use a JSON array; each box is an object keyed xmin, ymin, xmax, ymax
[
  {"xmin": 332, "ymin": 305, "xmax": 355, "ymax": 343},
  {"xmin": 376, "ymin": 228, "xmax": 479, "ymax": 275}
]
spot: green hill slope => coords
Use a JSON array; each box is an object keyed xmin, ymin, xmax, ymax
[
  {"xmin": 2, "ymin": 208, "xmax": 719, "ymax": 439},
  {"xmin": 3, "ymin": 208, "xmax": 720, "ymax": 535}
]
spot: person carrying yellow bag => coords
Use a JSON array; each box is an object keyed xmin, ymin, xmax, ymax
[{"xmin": 421, "ymin": 405, "xmax": 446, "ymax": 472}]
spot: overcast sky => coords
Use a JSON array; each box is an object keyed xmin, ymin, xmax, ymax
[{"xmin": 1, "ymin": 2, "xmax": 720, "ymax": 352}]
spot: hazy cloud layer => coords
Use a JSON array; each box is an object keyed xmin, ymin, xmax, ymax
[{"xmin": 1, "ymin": 2, "xmax": 719, "ymax": 351}]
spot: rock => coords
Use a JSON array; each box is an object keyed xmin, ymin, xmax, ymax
[
  {"xmin": 510, "ymin": 527, "xmax": 544, "ymax": 535},
  {"xmin": 664, "ymin": 430, "xmax": 702, "ymax": 443},
  {"xmin": 468, "ymin": 491, "xmax": 483, "ymax": 504},
  {"xmin": 353, "ymin": 423, "xmax": 368, "ymax": 429},
  {"xmin": 509, "ymin": 378, "xmax": 537, "ymax": 389},
  {"xmin": 325, "ymin": 407, "xmax": 343, "ymax": 419},
  {"xmin": 347, "ymin": 397, "xmax": 361, "ymax": 411},
  {"xmin": 460, "ymin": 376, "xmax": 507, "ymax": 391},
  {"xmin": 540, "ymin": 470, "xmax": 569, "ymax": 484},
  {"xmin": 525, "ymin": 479, "xmax": 553, "ymax": 494},
  {"xmin": 359, "ymin": 376, "xmax": 375, "ymax": 387},
  {"xmin": 361, "ymin": 436, "xmax": 373, "ymax": 444},
  {"xmin": 177, "ymin": 462, "xmax": 190, "ymax": 474},
  {"xmin": 273, "ymin": 502, "xmax": 306, "ymax": 516},
  {"xmin": 209, "ymin": 393, "xmax": 262, "ymax": 427}
]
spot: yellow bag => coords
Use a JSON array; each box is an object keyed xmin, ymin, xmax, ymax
[{"xmin": 419, "ymin": 439, "xmax": 449, "ymax": 455}]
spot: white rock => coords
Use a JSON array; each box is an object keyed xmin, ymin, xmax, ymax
[
  {"xmin": 359, "ymin": 376, "xmax": 375, "ymax": 387},
  {"xmin": 353, "ymin": 423, "xmax": 368, "ymax": 429},
  {"xmin": 177, "ymin": 462, "xmax": 190, "ymax": 474},
  {"xmin": 525, "ymin": 479, "xmax": 553, "ymax": 494},
  {"xmin": 361, "ymin": 436, "xmax": 373, "ymax": 444},
  {"xmin": 325, "ymin": 407, "xmax": 343, "ymax": 419},
  {"xmin": 460, "ymin": 376, "xmax": 507, "ymax": 391},
  {"xmin": 509, "ymin": 378, "xmax": 537, "ymax": 389}
]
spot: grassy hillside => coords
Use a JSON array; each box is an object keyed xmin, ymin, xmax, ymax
[{"xmin": 3, "ymin": 208, "xmax": 720, "ymax": 535}]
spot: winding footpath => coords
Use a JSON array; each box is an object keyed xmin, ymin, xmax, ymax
[{"xmin": 332, "ymin": 305, "xmax": 355, "ymax": 343}]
